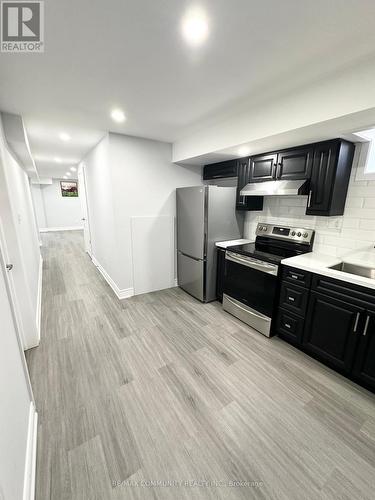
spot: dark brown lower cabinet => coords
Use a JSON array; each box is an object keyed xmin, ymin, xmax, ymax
[
  {"xmin": 276, "ymin": 267, "xmax": 375, "ymax": 393},
  {"xmin": 302, "ymin": 292, "xmax": 362, "ymax": 374},
  {"xmin": 352, "ymin": 311, "xmax": 375, "ymax": 390},
  {"xmin": 216, "ymin": 248, "xmax": 226, "ymax": 302}
]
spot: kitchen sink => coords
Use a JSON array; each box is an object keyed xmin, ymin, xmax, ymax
[{"xmin": 329, "ymin": 262, "xmax": 375, "ymax": 279}]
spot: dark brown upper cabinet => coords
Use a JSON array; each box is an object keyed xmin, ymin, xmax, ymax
[
  {"xmin": 203, "ymin": 159, "xmax": 237, "ymax": 180},
  {"xmin": 236, "ymin": 158, "xmax": 263, "ymax": 211},
  {"xmin": 248, "ymin": 153, "xmax": 277, "ymax": 182},
  {"xmin": 249, "ymin": 147, "xmax": 312, "ymax": 182},
  {"xmin": 203, "ymin": 138, "xmax": 355, "ymax": 216},
  {"xmin": 276, "ymin": 146, "xmax": 313, "ymax": 180},
  {"xmin": 306, "ymin": 139, "xmax": 355, "ymax": 216}
]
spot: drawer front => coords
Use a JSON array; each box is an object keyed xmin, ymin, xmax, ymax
[
  {"xmin": 283, "ymin": 266, "xmax": 311, "ymax": 288},
  {"xmin": 280, "ymin": 282, "xmax": 309, "ymax": 317},
  {"xmin": 276, "ymin": 308, "xmax": 304, "ymax": 344},
  {"xmin": 312, "ymin": 274, "xmax": 375, "ymax": 308}
]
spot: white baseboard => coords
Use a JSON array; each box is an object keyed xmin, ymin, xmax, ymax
[
  {"xmin": 35, "ymin": 255, "xmax": 43, "ymax": 344},
  {"xmin": 23, "ymin": 402, "xmax": 38, "ymax": 500},
  {"xmin": 174, "ymin": 278, "xmax": 178, "ymax": 287},
  {"xmin": 39, "ymin": 226, "xmax": 83, "ymax": 232},
  {"xmin": 91, "ymin": 255, "xmax": 134, "ymax": 300}
]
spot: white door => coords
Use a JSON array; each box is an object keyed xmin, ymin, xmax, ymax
[
  {"xmin": 78, "ymin": 164, "xmax": 92, "ymax": 256},
  {"xmin": 0, "ymin": 244, "xmax": 35, "ymax": 500}
]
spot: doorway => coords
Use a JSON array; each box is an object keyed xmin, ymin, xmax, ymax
[{"xmin": 78, "ymin": 163, "xmax": 92, "ymax": 256}]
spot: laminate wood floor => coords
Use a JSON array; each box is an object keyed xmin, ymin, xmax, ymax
[{"xmin": 26, "ymin": 231, "xmax": 375, "ymax": 500}]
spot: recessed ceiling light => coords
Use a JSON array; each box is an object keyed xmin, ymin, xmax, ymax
[
  {"xmin": 59, "ymin": 132, "xmax": 71, "ymax": 142},
  {"xmin": 66, "ymin": 172, "xmax": 71, "ymax": 176},
  {"xmin": 70, "ymin": 166, "xmax": 77, "ymax": 172},
  {"xmin": 54, "ymin": 157, "xmax": 62, "ymax": 163},
  {"xmin": 181, "ymin": 6, "xmax": 209, "ymax": 47},
  {"xmin": 63, "ymin": 176, "xmax": 68, "ymax": 179},
  {"xmin": 111, "ymin": 108, "xmax": 126, "ymax": 123}
]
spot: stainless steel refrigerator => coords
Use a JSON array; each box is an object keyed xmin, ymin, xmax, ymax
[{"xmin": 176, "ymin": 185, "xmax": 244, "ymax": 302}]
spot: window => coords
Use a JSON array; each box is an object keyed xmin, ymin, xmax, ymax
[{"xmin": 354, "ymin": 128, "xmax": 375, "ymax": 177}]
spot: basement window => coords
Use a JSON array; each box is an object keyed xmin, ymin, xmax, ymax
[{"xmin": 354, "ymin": 128, "xmax": 375, "ymax": 179}]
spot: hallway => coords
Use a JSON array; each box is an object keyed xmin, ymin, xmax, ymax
[{"xmin": 26, "ymin": 231, "xmax": 375, "ymax": 500}]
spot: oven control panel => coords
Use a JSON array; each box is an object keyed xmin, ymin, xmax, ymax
[{"xmin": 256, "ymin": 223, "xmax": 314, "ymax": 244}]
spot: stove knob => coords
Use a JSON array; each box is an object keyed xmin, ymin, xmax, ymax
[
  {"xmin": 303, "ymin": 232, "xmax": 308, "ymax": 238},
  {"xmin": 291, "ymin": 231, "xmax": 296, "ymax": 236},
  {"xmin": 297, "ymin": 232, "xmax": 302, "ymax": 237}
]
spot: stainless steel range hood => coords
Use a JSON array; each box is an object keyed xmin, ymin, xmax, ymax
[{"xmin": 240, "ymin": 179, "xmax": 309, "ymax": 197}]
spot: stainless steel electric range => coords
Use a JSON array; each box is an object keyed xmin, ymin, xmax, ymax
[{"xmin": 223, "ymin": 222, "xmax": 315, "ymax": 337}]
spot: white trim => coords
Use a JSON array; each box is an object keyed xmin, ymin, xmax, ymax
[
  {"xmin": 355, "ymin": 141, "xmax": 375, "ymax": 181},
  {"xmin": 35, "ymin": 255, "xmax": 42, "ymax": 344},
  {"xmin": 39, "ymin": 226, "xmax": 83, "ymax": 232},
  {"xmin": 23, "ymin": 402, "xmax": 38, "ymax": 500},
  {"xmin": 91, "ymin": 254, "xmax": 134, "ymax": 300},
  {"xmin": 174, "ymin": 278, "xmax": 178, "ymax": 287}
]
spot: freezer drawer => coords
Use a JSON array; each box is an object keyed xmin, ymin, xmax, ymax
[{"xmin": 177, "ymin": 252, "xmax": 205, "ymax": 302}]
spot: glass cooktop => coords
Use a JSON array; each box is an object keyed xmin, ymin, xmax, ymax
[{"xmin": 227, "ymin": 242, "xmax": 303, "ymax": 265}]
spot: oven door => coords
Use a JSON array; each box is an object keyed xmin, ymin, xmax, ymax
[{"xmin": 223, "ymin": 251, "xmax": 278, "ymax": 333}]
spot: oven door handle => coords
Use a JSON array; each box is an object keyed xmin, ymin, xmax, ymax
[{"xmin": 225, "ymin": 252, "xmax": 278, "ymax": 276}]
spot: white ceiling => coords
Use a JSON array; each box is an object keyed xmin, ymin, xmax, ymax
[{"xmin": 1, "ymin": 0, "xmax": 375, "ymax": 177}]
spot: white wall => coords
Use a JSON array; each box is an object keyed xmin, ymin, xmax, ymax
[
  {"xmin": 82, "ymin": 133, "xmax": 202, "ymax": 296},
  {"xmin": 30, "ymin": 183, "xmax": 46, "ymax": 228},
  {"xmin": 82, "ymin": 135, "xmax": 119, "ymax": 283},
  {"xmin": 244, "ymin": 146, "xmax": 375, "ymax": 257},
  {"xmin": 0, "ymin": 117, "xmax": 41, "ymax": 349},
  {"xmin": 31, "ymin": 180, "xmax": 82, "ymax": 230}
]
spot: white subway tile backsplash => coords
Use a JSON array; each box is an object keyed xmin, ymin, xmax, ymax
[
  {"xmin": 359, "ymin": 219, "xmax": 375, "ymax": 230},
  {"xmin": 342, "ymin": 218, "xmax": 360, "ymax": 229},
  {"xmin": 345, "ymin": 198, "xmax": 364, "ymax": 209},
  {"xmin": 364, "ymin": 198, "xmax": 375, "ymax": 208},
  {"xmin": 244, "ymin": 162, "xmax": 375, "ymax": 256}
]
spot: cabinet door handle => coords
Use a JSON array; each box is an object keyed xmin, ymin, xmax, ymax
[
  {"xmin": 307, "ymin": 190, "xmax": 313, "ymax": 208},
  {"xmin": 284, "ymin": 323, "xmax": 291, "ymax": 329},
  {"xmin": 363, "ymin": 315, "xmax": 370, "ymax": 336},
  {"xmin": 353, "ymin": 312, "xmax": 360, "ymax": 333},
  {"xmin": 290, "ymin": 274, "xmax": 299, "ymax": 280},
  {"xmin": 272, "ymin": 163, "xmax": 277, "ymax": 178},
  {"xmin": 288, "ymin": 296, "xmax": 295, "ymax": 302}
]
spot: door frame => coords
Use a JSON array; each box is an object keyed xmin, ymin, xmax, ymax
[{"xmin": 78, "ymin": 163, "xmax": 92, "ymax": 256}]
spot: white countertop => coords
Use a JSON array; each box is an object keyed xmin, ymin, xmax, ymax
[
  {"xmin": 282, "ymin": 249, "xmax": 375, "ymax": 290},
  {"xmin": 215, "ymin": 239, "xmax": 253, "ymax": 249}
]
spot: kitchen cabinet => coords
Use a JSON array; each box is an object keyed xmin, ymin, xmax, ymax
[
  {"xmin": 276, "ymin": 266, "xmax": 375, "ymax": 392},
  {"xmin": 352, "ymin": 310, "xmax": 375, "ymax": 391},
  {"xmin": 249, "ymin": 146, "xmax": 313, "ymax": 183},
  {"xmin": 248, "ymin": 153, "xmax": 277, "ymax": 182},
  {"xmin": 276, "ymin": 308, "xmax": 305, "ymax": 344},
  {"xmin": 203, "ymin": 160, "xmax": 237, "ymax": 180},
  {"xmin": 276, "ymin": 147, "xmax": 313, "ymax": 180},
  {"xmin": 302, "ymin": 292, "xmax": 362, "ymax": 374},
  {"xmin": 280, "ymin": 281, "xmax": 309, "ymax": 317},
  {"xmin": 216, "ymin": 247, "xmax": 226, "ymax": 302},
  {"xmin": 236, "ymin": 158, "xmax": 263, "ymax": 211},
  {"xmin": 205, "ymin": 138, "xmax": 355, "ymax": 217},
  {"xmin": 306, "ymin": 139, "xmax": 355, "ymax": 216}
]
